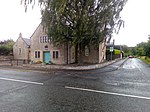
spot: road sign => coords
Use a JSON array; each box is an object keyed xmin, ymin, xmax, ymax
[{"xmin": 110, "ymin": 47, "xmax": 114, "ymax": 52}]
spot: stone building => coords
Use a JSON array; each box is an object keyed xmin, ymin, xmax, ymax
[
  {"xmin": 13, "ymin": 24, "xmax": 106, "ymax": 64},
  {"xmin": 13, "ymin": 33, "xmax": 30, "ymax": 60},
  {"xmin": 30, "ymin": 24, "xmax": 75, "ymax": 64}
]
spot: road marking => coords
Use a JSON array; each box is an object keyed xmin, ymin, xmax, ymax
[
  {"xmin": 65, "ymin": 86, "xmax": 150, "ymax": 100},
  {"xmin": 134, "ymin": 64, "xmax": 142, "ymax": 72},
  {"xmin": 0, "ymin": 68, "xmax": 49, "ymax": 74},
  {"xmin": 0, "ymin": 77, "xmax": 44, "ymax": 85},
  {"xmin": 133, "ymin": 63, "xmax": 145, "ymax": 75},
  {"xmin": 122, "ymin": 65, "xmax": 136, "ymax": 69}
]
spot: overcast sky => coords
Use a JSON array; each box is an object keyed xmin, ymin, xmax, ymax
[
  {"xmin": 0, "ymin": 0, "xmax": 150, "ymax": 47},
  {"xmin": 112, "ymin": 0, "xmax": 150, "ymax": 47},
  {"xmin": 0, "ymin": 0, "xmax": 41, "ymax": 42}
]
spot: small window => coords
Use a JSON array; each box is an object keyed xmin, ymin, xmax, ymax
[
  {"xmin": 45, "ymin": 45, "xmax": 48, "ymax": 49},
  {"xmin": 45, "ymin": 36, "xmax": 47, "ymax": 43},
  {"xmin": 46, "ymin": 36, "xmax": 49, "ymax": 43},
  {"xmin": 53, "ymin": 51, "xmax": 59, "ymax": 59},
  {"xmin": 19, "ymin": 48, "xmax": 22, "ymax": 55},
  {"xmin": 43, "ymin": 36, "xmax": 45, "ymax": 43},
  {"xmin": 40, "ymin": 36, "xmax": 43, "ymax": 43},
  {"xmin": 35, "ymin": 51, "xmax": 40, "ymax": 58},
  {"xmin": 39, "ymin": 35, "xmax": 50, "ymax": 43}
]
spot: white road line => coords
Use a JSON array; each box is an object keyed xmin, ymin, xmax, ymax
[
  {"xmin": 0, "ymin": 77, "xmax": 44, "ymax": 85},
  {"xmin": 133, "ymin": 63, "xmax": 142, "ymax": 71},
  {"xmin": 65, "ymin": 86, "xmax": 150, "ymax": 100},
  {"xmin": 133, "ymin": 63, "xmax": 145, "ymax": 75}
]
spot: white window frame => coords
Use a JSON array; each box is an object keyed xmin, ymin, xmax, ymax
[
  {"xmin": 35, "ymin": 51, "xmax": 40, "ymax": 58},
  {"xmin": 53, "ymin": 50, "xmax": 59, "ymax": 59},
  {"xmin": 39, "ymin": 35, "xmax": 50, "ymax": 43}
]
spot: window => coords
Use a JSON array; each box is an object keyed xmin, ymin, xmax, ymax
[
  {"xmin": 39, "ymin": 35, "xmax": 50, "ymax": 43},
  {"xmin": 53, "ymin": 51, "xmax": 59, "ymax": 59},
  {"xmin": 85, "ymin": 46, "xmax": 89, "ymax": 56},
  {"xmin": 45, "ymin": 45, "xmax": 48, "ymax": 49},
  {"xmin": 40, "ymin": 36, "xmax": 43, "ymax": 43},
  {"xmin": 35, "ymin": 51, "xmax": 40, "ymax": 58},
  {"xmin": 19, "ymin": 48, "xmax": 22, "ymax": 55}
]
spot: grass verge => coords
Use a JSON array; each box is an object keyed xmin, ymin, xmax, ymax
[{"xmin": 139, "ymin": 56, "xmax": 150, "ymax": 64}]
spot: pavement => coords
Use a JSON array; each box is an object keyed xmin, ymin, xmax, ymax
[{"xmin": 0, "ymin": 58, "xmax": 128, "ymax": 71}]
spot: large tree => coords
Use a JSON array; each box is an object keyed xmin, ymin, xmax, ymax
[{"xmin": 22, "ymin": 0, "xmax": 127, "ymax": 63}]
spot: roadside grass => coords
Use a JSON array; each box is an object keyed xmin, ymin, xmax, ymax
[{"xmin": 139, "ymin": 56, "xmax": 150, "ymax": 64}]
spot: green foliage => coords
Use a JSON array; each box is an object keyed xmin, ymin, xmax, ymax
[
  {"xmin": 134, "ymin": 42, "xmax": 148, "ymax": 57},
  {"xmin": 22, "ymin": 0, "xmax": 128, "ymax": 46},
  {"xmin": 139, "ymin": 56, "xmax": 150, "ymax": 64},
  {"xmin": 0, "ymin": 39, "xmax": 15, "ymax": 55},
  {"xmin": 145, "ymin": 42, "xmax": 150, "ymax": 57},
  {"xmin": 122, "ymin": 45, "xmax": 136, "ymax": 57},
  {"xmin": 136, "ymin": 42, "xmax": 146, "ymax": 56},
  {"xmin": 130, "ymin": 47, "xmax": 137, "ymax": 56},
  {"xmin": 42, "ymin": 0, "xmax": 127, "ymax": 45},
  {"xmin": 106, "ymin": 49, "xmax": 121, "ymax": 55},
  {"xmin": 132, "ymin": 39, "xmax": 150, "ymax": 58},
  {"xmin": 114, "ymin": 49, "xmax": 121, "ymax": 55}
]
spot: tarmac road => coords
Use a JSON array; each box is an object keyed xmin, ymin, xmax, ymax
[{"xmin": 0, "ymin": 58, "xmax": 150, "ymax": 112}]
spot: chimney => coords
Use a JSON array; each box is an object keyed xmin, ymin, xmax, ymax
[{"xmin": 19, "ymin": 33, "xmax": 22, "ymax": 38}]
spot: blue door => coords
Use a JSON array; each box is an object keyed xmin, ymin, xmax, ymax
[{"xmin": 43, "ymin": 51, "xmax": 50, "ymax": 63}]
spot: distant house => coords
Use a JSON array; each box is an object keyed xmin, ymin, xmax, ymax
[
  {"xmin": 13, "ymin": 24, "xmax": 106, "ymax": 64},
  {"xmin": 13, "ymin": 33, "xmax": 31, "ymax": 60}
]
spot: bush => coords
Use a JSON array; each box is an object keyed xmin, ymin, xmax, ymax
[
  {"xmin": 106, "ymin": 49, "xmax": 121, "ymax": 55},
  {"xmin": 114, "ymin": 49, "xmax": 121, "ymax": 55},
  {"xmin": 0, "ymin": 39, "xmax": 14, "ymax": 55},
  {"xmin": 0, "ymin": 45, "xmax": 12, "ymax": 55}
]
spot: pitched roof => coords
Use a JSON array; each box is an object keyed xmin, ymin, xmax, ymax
[
  {"xmin": 30, "ymin": 24, "xmax": 41, "ymax": 39},
  {"xmin": 22, "ymin": 38, "xmax": 31, "ymax": 46}
]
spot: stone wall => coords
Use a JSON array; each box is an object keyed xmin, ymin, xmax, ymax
[
  {"xmin": 81, "ymin": 45, "xmax": 99, "ymax": 64},
  {"xmin": 0, "ymin": 55, "xmax": 14, "ymax": 60}
]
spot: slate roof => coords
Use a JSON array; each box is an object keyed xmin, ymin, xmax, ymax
[{"xmin": 22, "ymin": 38, "xmax": 31, "ymax": 47}]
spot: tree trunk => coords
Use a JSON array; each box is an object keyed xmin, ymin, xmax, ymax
[
  {"xmin": 66, "ymin": 41, "xmax": 69, "ymax": 64},
  {"xmin": 75, "ymin": 44, "xmax": 78, "ymax": 63},
  {"xmin": 75, "ymin": 43, "xmax": 83, "ymax": 64},
  {"xmin": 78, "ymin": 43, "xmax": 82, "ymax": 65}
]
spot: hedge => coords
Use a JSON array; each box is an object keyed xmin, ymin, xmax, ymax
[{"xmin": 106, "ymin": 49, "xmax": 121, "ymax": 55}]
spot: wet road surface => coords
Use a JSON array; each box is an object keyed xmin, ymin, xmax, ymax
[{"xmin": 0, "ymin": 58, "xmax": 150, "ymax": 112}]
